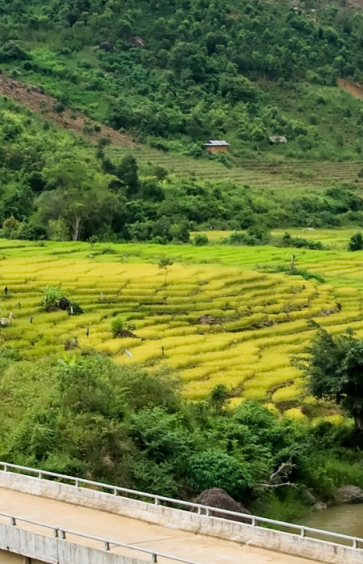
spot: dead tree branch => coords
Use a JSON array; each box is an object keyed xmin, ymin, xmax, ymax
[{"xmin": 259, "ymin": 457, "xmax": 298, "ymax": 489}]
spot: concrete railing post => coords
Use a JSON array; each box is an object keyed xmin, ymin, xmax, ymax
[
  {"xmin": 251, "ymin": 517, "xmax": 256, "ymax": 527},
  {"xmin": 38, "ymin": 471, "xmax": 42, "ymax": 479},
  {"xmin": 353, "ymin": 538, "xmax": 357, "ymax": 549},
  {"xmin": 301, "ymin": 527, "xmax": 305, "ymax": 538},
  {"xmin": 60, "ymin": 530, "xmax": 66, "ymax": 540},
  {"xmin": 3, "ymin": 464, "xmax": 7, "ymax": 472},
  {"xmin": 53, "ymin": 528, "xmax": 59, "ymax": 538},
  {"xmin": 104, "ymin": 541, "xmax": 110, "ymax": 551},
  {"xmin": 155, "ymin": 497, "xmax": 159, "ymax": 506},
  {"xmin": 10, "ymin": 517, "xmax": 16, "ymax": 526},
  {"xmin": 151, "ymin": 553, "xmax": 158, "ymax": 563}
]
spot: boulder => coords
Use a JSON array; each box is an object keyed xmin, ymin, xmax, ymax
[
  {"xmin": 58, "ymin": 297, "xmax": 70, "ymax": 310},
  {"xmin": 194, "ymin": 488, "xmax": 250, "ymax": 522},
  {"xmin": 30, "ymin": 85, "xmax": 45, "ymax": 94},
  {"xmin": 313, "ymin": 501, "xmax": 327, "ymax": 511},
  {"xmin": 335, "ymin": 485, "xmax": 363, "ymax": 504},
  {"xmin": 99, "ymin": 41, "xmax": 113, "ymax": 51},
  {"xmin": 198, "ymin": 314, "xmax": 217, "ymax": 325},
  {"xmin": 301, "ymin": 489, "xmax": 316, "ymax": 506}
]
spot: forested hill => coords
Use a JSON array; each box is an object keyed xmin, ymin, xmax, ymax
[{"xmin": 1, "ymin": 0, "xmax": 363, "ymax": 158}]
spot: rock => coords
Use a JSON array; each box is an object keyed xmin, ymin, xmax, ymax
[
  {"xmin": 58, "ymin": 297, "xmax": 70, "ymax": 311},
  {"xmin": 314, "ymin": 502, "xmax": 327, "ymax": 511},
  {"xmin": 198, "ymin": 314, "xmax": 217, "ymax": 325},
  {"xmin": 30, "ymin": 85, "xmax": 45, "ymax": 94},
  {"xmin": 302, "ymin": 489, "xmax": 316, "ymax": 506},
  {"xmin": 335, "ymin": 485, "xmax": 363, "ymax": 504},
  {"xmin": 194, "ymin": 488, "xmax": 250, "ymax": 523},
  {"xmin": 99, "ymin": 41, "xmax": 113, "ymax": 51},
  {"xmin": 129, "ymin": 36, "xmax": 145, "ymax": 47}
]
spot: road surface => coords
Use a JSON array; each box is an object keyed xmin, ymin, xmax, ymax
[{"xmin": 0, "ymin": 487, "xmax": 318, "ymax": 564}]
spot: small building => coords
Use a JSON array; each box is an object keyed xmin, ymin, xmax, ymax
[
  {"xmin": 204, "ymin": 140, "xmax": 230, "ymax": 153},
  {"xmin": 269, "ymin": 136, "xmax": 287, "ymax": 144}
]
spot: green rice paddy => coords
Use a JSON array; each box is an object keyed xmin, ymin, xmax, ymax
[{"xmin": 0, "ymin": 232, "xmax": 361, "ymax": 419}]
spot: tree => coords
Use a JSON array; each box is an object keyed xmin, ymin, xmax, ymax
[
  {"xmin": 187, "ymin": 449, "xmax": 251, "ymax": 499},
  {"xmin": 297, "ymin": 328, "xmax": 363, "ymax": 430},
  {"xmin": 208, "ymin": 384, "xmax": 230, "ymax": 413},
  {"xmin": 3, "ymin": 215, "xmax": 20, "ymax": 235},
  {"xmin": 348, "ymin": 232, "xmax": 363, "ymax": 251},
  {"xmin": 158, "ymin": 257, "xmax": 173, "ymax": 284},
  {"xmin": 116, "ymin": 155, "xmax": 139, "ymax": 196},
  {"xmin": 35, "ymin": 156, "xmax": 116, "ymax": 241}
]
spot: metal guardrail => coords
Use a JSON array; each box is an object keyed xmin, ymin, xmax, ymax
[
  {"xmin": 0, "ymin": 510, "xmax": 202, "ymax": 564},
  {"xmin": 0, "ymin": 461, "xmax": 362, "ymax": 551}
]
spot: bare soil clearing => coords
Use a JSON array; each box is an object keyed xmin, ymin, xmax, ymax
[
  {"xmin": 0, "ymin": 74, "xmax": 135, "ymax": 147},
  {"xmin": 338, "ymin": 78, "xmax": 363, "ymax": 99}
]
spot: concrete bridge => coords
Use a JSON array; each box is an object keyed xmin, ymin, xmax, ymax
[{"xmin": 0, "ymin": 463, "xmax": 361, "ymax": 564}]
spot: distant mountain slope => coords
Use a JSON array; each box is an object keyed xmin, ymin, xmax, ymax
[{"xmin": 0, "ymin": 0, "xmax": 363, "ymax": 159}]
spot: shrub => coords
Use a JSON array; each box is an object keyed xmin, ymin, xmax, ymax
[
  {"xmin": 194, "ymin": 234, "xmax": 209, "ymax": 246},
  {"xmin": 111, "ymin": 317, "xmax": 125, "ymax": 337},
  {"xmin": 281, "ymin": 232, "xmax": 324, "ymax": 250},
  {"xmin": 224, "ymin": 232, "xmax": 245, "ymax": 245},
  {"xmin": 348, "ymin": 232, "xmax": 363, "ymax": 251},
  {"xmin": 101, "ymin": 247, "xmax": 117, "ymax": 254},
  {"xmin": 42, "ymin": 286, "xmax": 63, "ymax": 311},
  {"xmin": 246, "ymin": 224, "xmax": 270, "ymax": 245},
  {"xmin": 187, "ymin": 449, "xmax": 251, "ymax": 499},
  {"xmin": 53, "ymin": 101, "xmax": 65, "ymax": 114}
]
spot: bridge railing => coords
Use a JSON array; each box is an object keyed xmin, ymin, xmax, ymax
[
  {"xmin": 0, "ymin": 461, "xmax": 362, "ymax": 552},
  {"xmin": 0, "ymin": 510, "xmax": 202, "ymax": 564}
]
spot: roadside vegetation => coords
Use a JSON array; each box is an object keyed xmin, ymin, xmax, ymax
[{"xmin": 1, "ymin": 349, "xmax": 363, "ymax": 522}]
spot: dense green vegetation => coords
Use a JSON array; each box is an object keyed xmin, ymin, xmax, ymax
[
  {"xmin": 2, "ymin": 94, "xmax": 363, "ymax": 241},
  {"xmin": 299, "ymin": 328, "xmax": 363, "ymax": 431},
  {"xmin": 0, "ymin": 0, "xmax": 363, "ymax": 157},
  {"xmin": 1, "ymin": 350, "xmax": 363, "ymax": 520}
]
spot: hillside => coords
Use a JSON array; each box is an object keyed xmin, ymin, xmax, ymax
[
  {"xmin": 2, "ymin": 87, "xmax": 363, "ymax": 242},
  {"xmin": 0, "ymin": 0, "xmax": 363, "ymax": 160}
]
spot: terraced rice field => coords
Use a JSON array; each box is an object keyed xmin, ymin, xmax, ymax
[
  {"xmin": 0, "ymin": 237, "xmax": 363, "ymax": 416},
  {"xmin": 108, "ymin": 145, "xmax": 363, "ymax": 190}
]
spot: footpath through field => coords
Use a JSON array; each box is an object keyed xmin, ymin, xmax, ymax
[{"xmin": 0, "ymin": 487, "xmax": 316, "ymax": 564}]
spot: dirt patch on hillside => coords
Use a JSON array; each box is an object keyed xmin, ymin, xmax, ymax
[
  {"xmin": 338, "ymin": 78, "xmax": 363, "ymax": 99},
  {"xmin": 345, "ymin": 0, "xmax": 363, "ymax": 8},
  {"xmin": 0, "ymin": 74, "xmax": 135, "ymax": 147}
]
